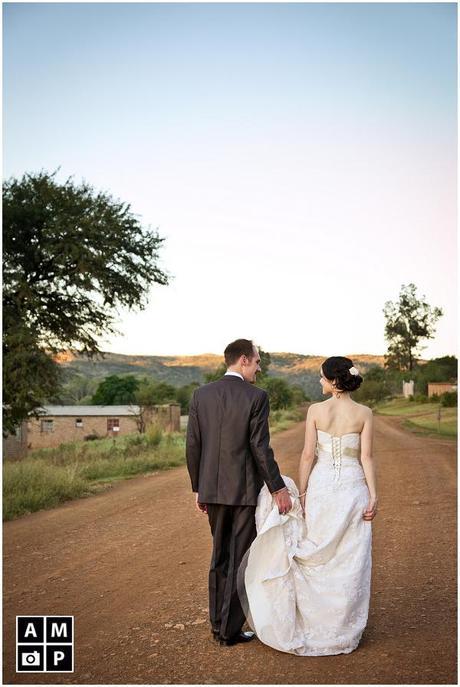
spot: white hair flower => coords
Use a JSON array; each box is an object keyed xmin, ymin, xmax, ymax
[{"xmin": 349, "ymin": 366, "xmax": 360, "ymax": 376}]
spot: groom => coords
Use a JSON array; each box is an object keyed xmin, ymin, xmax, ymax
[{"xmin": 186, "ymin": 338, "xmax": 292, "ymax": 646}]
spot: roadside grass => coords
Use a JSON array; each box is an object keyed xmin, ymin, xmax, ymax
[
  {"xmin": 3, "ymin": 428, "xmax": 186, "ymax": 521},
  {"xmin": 402, "ymin": 413, "xmax": 457, "ymax": 438},
  {"xmin": 375, "ymin": 398, "xmax": 457, "ymax": 439},
  {"xmin": 270, "ymin": 406, "xmax": 306, "ymax": 433},
  {"xmin": 4, "ymin": 406, "xmax": 307, "ymax": 521},
  {"xmin": 3, "ymin": 461, "xmax": 90, "ymax": 521}
]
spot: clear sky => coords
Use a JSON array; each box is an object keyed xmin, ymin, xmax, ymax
[{"xmin": 4, "ymin": 2, "xmax": 457, "ymax": 358}]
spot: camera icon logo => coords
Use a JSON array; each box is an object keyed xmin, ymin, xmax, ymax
[{"xmin": 21, "ymin": 651, "xmax": 41, "ymax": 667}]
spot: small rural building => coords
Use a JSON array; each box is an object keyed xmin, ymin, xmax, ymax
[
  {"xmin": 3, "ymin": 403, "xmax": 181, "ymax": 457},
  {"xmin": 427, "ymin": 382, "xmax": 457, "ymax": 398},
  {"xmin": 3, "ymin": 422, "xmax": 29, "ymax": 460},
  {"xmin": 402, "ymin": 380, "xmax": 415, "ymax": 398}
]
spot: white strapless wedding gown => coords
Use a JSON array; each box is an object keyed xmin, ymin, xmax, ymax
[{"xmin": 238, "ymin": 430, "xmax": 372, "ymax": 656}]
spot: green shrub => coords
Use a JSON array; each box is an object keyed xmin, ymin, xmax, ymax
[
  {"xmin": 145, "ymin": 424, "xmax": 163, "ymax": 447},
  {"xmin": 413, "ymin": 394, "xmax": 429, "ymax": 404},
  {"xmin": 270, "ymin": 407, "xmax": 305, "ymax": 433},
  {"xmin": 407, "ymin": 394, "xmax": 427, "ymax": 403},
  {"xmin": 125, "ymin": 433, "xmax": 145, "ymax": 448},
  {"xmin": 441, "ymin": 391, "xmax": 457, "ymax": 408},
  {"xmin": 259, "ymin": 377, "xmax": 294, "ymax": 410}
]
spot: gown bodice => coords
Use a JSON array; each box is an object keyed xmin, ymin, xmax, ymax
[
  {"xmin": 311, "ymin": 429, "xmax": 364, "ymax": 485},
  {"xmin": 315, "ymin": 429, "xmax": 361, "ymax": 481}
]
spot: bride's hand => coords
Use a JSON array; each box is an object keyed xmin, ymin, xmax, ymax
[
  {"xmin": 363, "ymin": 495, "xmax": 378, "ymax": 521},
  {"xmin": 299, "ymin": 494, "xmax": 306, "ymax": 517}
]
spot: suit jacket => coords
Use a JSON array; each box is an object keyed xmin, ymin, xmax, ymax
[{"xmin": 186, "ymin": 375, "xmax": 286, "ymax": 505}]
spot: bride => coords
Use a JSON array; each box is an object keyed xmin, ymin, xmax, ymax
[{"xmin": 238, "ymin": 356, "xmax": 377, "ymax": 656}]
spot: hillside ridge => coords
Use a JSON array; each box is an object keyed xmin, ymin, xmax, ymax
[{"xmin": 54, "ymin": 351, "xmax": 386, "ymax": 400}]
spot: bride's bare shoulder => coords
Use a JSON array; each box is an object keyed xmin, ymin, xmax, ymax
[
  {"xmin": 353, "ymin": 401, "xmax": 373, "ymax": 417},
  {"xmin": 306, "ymin": 400, "xmax": 329, "ymax": 417}
]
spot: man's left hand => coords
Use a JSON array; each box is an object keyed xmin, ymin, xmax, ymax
[{"xmin": 195, "ymin": 493, "xmax": 208, "ymax": 514}]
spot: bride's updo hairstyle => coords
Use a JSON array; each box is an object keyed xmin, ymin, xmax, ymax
[{"xmin": 321, "ymin": 357, "xmax": 363, "ymax": 392}]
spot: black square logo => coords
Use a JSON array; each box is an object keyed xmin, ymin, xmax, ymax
[
  {"xmin": 46, "ymin": 644, "xmax": 73, "ymax": 672},
  {"xmin": 46, "ymin": 616, "xmax": 73, "ymax": 643},
  {"xmin": 17, "ymin": 645, "xmax": 44, "ymax": 672},
  {"xmin": 17, "ymin": 616, "xmax": 44, "ymax": 643},
  {"xmin": 16, "ymin": 616, "xmax": 74, "ymax": 673}
]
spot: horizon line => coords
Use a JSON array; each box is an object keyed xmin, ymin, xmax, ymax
[{"xmin": 66, "ymin": 349, "xmax": 456, "ymax": 360}]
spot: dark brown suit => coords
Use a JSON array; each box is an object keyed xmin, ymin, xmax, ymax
[{"xmin": 186, "ymin": 374, "xmax": 285, "ymax": 640}]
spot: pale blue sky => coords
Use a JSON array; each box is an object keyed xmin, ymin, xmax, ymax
[{"xmin": 4, "ymin": 2, "xmax": 457, "ymax": 357}]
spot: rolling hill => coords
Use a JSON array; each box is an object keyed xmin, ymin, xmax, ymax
[{"xmin": 55, "ymin": 351, "xmax": 386, "ymax": 400}]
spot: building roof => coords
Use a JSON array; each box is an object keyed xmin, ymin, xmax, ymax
[
  {"xmin": 428, "ymin": 381, "xmax": 457, "ymax": 386},
  {"xmin": 34, "ymin": 405, "xmax": 141, "ymax": 417}
]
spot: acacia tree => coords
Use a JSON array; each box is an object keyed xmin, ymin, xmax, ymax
[
  {"xmin": 383, "ymin": 283, "xmax": 443, "ymax": 372},
  {"xmin": 133, "ymin": 379, "xmax": 177, "ymax": 433},
  {"xmin": 3, "ymin": 170, "xmax": 169, "ymax": 433},
  {"xmin": 91, "ymin": 375, "xmax": 140, "ymax": 405}
]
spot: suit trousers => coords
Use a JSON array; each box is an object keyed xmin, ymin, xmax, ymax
[{"xmin": 206, "ymin": 504, "xmax": 257, "ymax": 641}]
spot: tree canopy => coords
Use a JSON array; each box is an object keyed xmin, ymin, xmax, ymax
[
  {"xmin": 91, "ymin": 375, "xmax": 140, "ymax": 405},
  {"xmin": 257, "ymin": 376, "xmax": 294, "ymax": 410},
  {"xmin": 383, "ymin": 283, "xmax": 443, "ymax": 372},
  {"xmin": 3, "ymin": 170, "xmax": 170, "ymax": 432},
  {"xmin": 135, "ymin": 379, "xmax": 177, "ymax": 407}
]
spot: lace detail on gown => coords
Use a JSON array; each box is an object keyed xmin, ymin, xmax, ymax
[{"xmin": 238, "ymin": 430, "xmax": 372, "ymax": 656}]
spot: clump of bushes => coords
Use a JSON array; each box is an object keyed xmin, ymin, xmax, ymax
[
  {"xmin": 408, "ymin": 391, "xmax": 457, "ymax": 407},
  {"xmin": 440, "ymin": 391, "xmax": 457, "ymax": 408},
  {"xmin": 408, "ymin": 394, "xmax": 430, "ymax": 403}
]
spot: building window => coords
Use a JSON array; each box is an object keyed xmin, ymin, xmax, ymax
[
  {"xmin": 75, "ymin": 418, "xmax": 83, "ymax": 428},
  {"xmin": 41, "ymin": 419, "xmax": 54, "ymax": 433},
  {"xmin": 107, "ymin": 418, "xmax": 120, "ymax": 432}
]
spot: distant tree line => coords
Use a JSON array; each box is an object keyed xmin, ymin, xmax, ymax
[
  {"xmin": 86, "ymin": 374, "xmax": 199, "ymax": 414},
  {"xmin": 352, "ymin": 356, "xmax": 457, "ymax": 406},
  {"xmin": 48, "ymin": 346, "xmax": 311, "ymax": 418}
]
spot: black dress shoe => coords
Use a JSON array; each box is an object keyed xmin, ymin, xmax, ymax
[
  {"xmin": 211, "ymin": 628, "xmax": 220, "ymax": 640},
  {"xmin": 219, "ymin": 631, "xmax": 255, "ymax": 646}
]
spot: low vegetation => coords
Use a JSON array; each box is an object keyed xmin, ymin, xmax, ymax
[
  {"xmin": 3, "ymin": 426, "xmax": 185, "ymax": 521},
  {"xmin": 4, "ymin": 404, "xmax": 307, "ymax": 521},
  {"xmin": 270, "ymin": 407, "xmax": 306, "ymax": 433},
  {"xmin": 375, "ymin": 398, "xmax": 457, "ymax": 438}
]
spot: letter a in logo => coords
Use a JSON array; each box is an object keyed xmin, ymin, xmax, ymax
[{"xmin": 24, "ymin": 623, "xmax": 38, "ymax": 638}]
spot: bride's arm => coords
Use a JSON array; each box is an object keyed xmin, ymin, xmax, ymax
[
  {"xmin": 298, "ymin": 405, "xmax": 317, "ymax": 512},
  {"xmin": 360, "ymin": 408, "xmax": 378, "ymax": 520}
]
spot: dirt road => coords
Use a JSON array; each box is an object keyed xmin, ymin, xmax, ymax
[{"xmin": 3, "ymin": 416, "xmax": 457, "ymax": 684}]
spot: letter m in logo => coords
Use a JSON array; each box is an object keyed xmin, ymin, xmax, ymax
[{"xmin": 49, "ymin": 622, "xmax": 68, "ymax": 639}]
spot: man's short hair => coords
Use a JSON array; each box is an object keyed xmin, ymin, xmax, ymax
[{"xmin": 224, "ymin": 339, "xmax": 255, "ymax": 366}]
